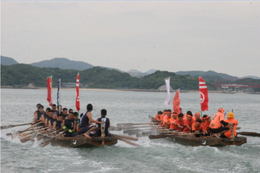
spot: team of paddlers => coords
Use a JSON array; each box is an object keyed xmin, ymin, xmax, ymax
[
  {"xmin": 153, "ymin": 108, "xmax": 239, "ymax": 139},
  {"xmin": 33, "ymin": 103, "xmax": 110, "ymax": 139}
]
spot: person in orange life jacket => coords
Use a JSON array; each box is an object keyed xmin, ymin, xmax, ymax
[
  {"xmin": 183, "ymin": 113, "xmax": 193, "ymax": 133},
  {"xmin": 201, "ymin": 115, "xmax": 211, "ymax": 136},
  {"xmin": 193, "ymin": 112, "xmax": 201, "ymax": 122},
  {"xmin": 192, "ymin": 112, "xmax": 201, "ymax": 131},
  {"xmin": 95, "ymin": 109, "xmax": 111, "ymax": 137},
  {"xmin": 184, "ymin": 111, "xmax": 193, "ymax": 120},
  {"xmin": 209, "ymin": 108, "xmax": 229, "ymax": 136},
  {"xmin": 175, "ymin": 113, "xmax": 185, "ymax": 131},
  {"xmin": 154, "ymin": 111, "xmax": 163, "ymax": 122},
  {"xmin": 159, "ymin": 110, "xmax": 167, "ymax": 125},
  {"xmin": 224, "ymin": 112, "xmax": 238, "ymax": 139},
  {"xmin": 169, "ymin": 112, "xmax": 178, "ymax": 130},
  {"xmin": 162, "ymin": 110, "xmax": 171, "ymax": 128},
  {"xmin": 33, "ymin": 104, "xmax": 45, "ymax": 123}
]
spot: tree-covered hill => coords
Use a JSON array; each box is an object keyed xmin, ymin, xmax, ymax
[{"xmin": 1, "ymin": 64, "xmax": 205, "ymax": 90}]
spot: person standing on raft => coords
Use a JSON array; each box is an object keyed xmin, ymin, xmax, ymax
[{"xmin": 95, "ymin": 109, "xmax": 111, "ymax": 137}]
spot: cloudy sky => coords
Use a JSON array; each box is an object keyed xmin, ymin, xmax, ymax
[{"xmin": 1, "ymin": 0, "xmax": 260, "ymax": 77}]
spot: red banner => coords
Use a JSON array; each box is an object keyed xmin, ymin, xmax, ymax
[
  {"xmin": 75, "ymin": 73, "xmax": 80, "ymax": 111},
  {"xmin": 198, "ymin": 76, "xmax": 208, "ymax": 111},
  {"xmin": 173, "ymin": 89, "xmax": 181, "ymax": 114},
  {"xmin": 47, "ymin": 76, "xmax": 52, "ymax": 106}
]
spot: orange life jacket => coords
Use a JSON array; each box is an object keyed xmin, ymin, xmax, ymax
[
  {"xmin": 201, "ymin": 120, "xmax": 210, "ymax": 133},
  {"xmin": 162, "ymin": 115, "xmax": 170, "ymax": 128},
  {"xmin": 169, "ymin": 118, "xmax": 178, "ymax": 130},
  {"xmin": 209, "ymin": 112, "xmax": 224, "ymax": 129},
  {"xmin": 224, "ymin": 118, "xmax": 238, "ymax": 138},
  {"xmin": 192, "ymin": 120, "xmax": 201, "ymax": 131},
  {"xmin": 155, "ymin": 114, "xmax": 161, "ymax": 121},
  {"xmin": 183, "ymin": 118, "xmax": 192, "ymax": 133}
]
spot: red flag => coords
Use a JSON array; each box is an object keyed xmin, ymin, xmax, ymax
[
  {"xmin": 75, "ymin": 73, "xmax": 80, "ymax": 111},
  {"xmin": 199, "ymin": 76, "xmax": 208, "ymax": 111},
  {"xmin": 47, "ymin": 76, "xmax": 52, "ymax": 106},
  {"xmin": 173, "ymin": 89, "xmax": 181, "ymax": 114}
]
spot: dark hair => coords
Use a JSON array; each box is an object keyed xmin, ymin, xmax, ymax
[
  {"xmin": 196, "ymin": 119, "xmax": 202, "ymax": 123},
  {"xmin": 203, "ymin": 114, "xmax": 208, "ymax": 118},
  {"xmin": 36, "ymin": 103, "xmax": 42, "ymax": 108},
  {"xmin": 158, "ymin": 111, "xmax": 163, "ymax": 114},
  {"xmin": 87, "ymin": 104, "xmax": 93, "ymax": 112},
  {"xmin": 69, "ymin": 109, "xmax": 73, "ymax": 113},
  {"xmin": 178, "ymin": 113, "xmax": 184, "ymax": 118},
  {"xmin": 39, "ymin": 105, "xmax": 44, "ymax": 109},
  {"xmin": 52, "ymin": 104, "xmax": 56, "ymax": 107},
  {"xmin": 186, "ymin": 111, "xmax": 193, "ymax": 116},
  {"xmin": 46, "ymin": 107, "xmax": 51, "ymax": 112},
  {"xmin": 101, "ymin": 109, "xmax": 107, "ymax": 117},
  {"xmin": 63, "ymin": 108, "xmax": 68, "ymax": 111},
  {"xmin": 73, "ymin": 112, "xmax": 79, "ymax": 117}
]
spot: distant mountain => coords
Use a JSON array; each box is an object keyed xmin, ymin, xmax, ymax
[
  {"xmin": 31, "ymin": 57, "xmax": 93, "ymax": 70},
  {"xmin": 128, "ymin": 69, "xmax": 157, "ymax": 78},
  {"xmin": 176, "ymin": 70, "xmax": 238, "ymax": 82},
  {"xmin": 241, "ymin": 75, "xmax": 260, "ymax": 80},
  {"xmin": 0, "ymin": 56, "xmax": 18, "ymax": 65}
]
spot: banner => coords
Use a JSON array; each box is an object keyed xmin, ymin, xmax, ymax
[
  {"xmin": 198, "ymin": 76, "xmax": 209, "ymax": 111},
  {"xmin": 47, "ymin": 76, "xmax": 52, "ymax": 106},
  {"xmin": 57, "ymin": 78, "xmax": 61, "ymax": 109},
  {"xmin": 173, "ymin": 89, "xmax": 181, "ymax": 114},
  {"xmin": 164, "ymin": 77, "xmax": 171, "ymax": 106},
  {"xmin": 75, "ymin": 73, "xmax": 80, "ymax": 111}
]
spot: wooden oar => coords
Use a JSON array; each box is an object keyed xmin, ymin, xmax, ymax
[
  {"xmin": 117, "ymin": 123, "xmax": 155, "ymax": 127},
  {"xmin": 1, "ymin": 122, "xmax": 33, "ymax": 130},
  {"xmin": 116, "ymin": 137, "xmax": 140, "ymax": 146},
  {"xmin": 39, "ymin": 129, "xmax": 64, "ymax": 147},
  {"xmin": 238, "ymin": 131, "xmax": 260, "ymax": 137},
  {"xmin": 111, "ymin": 134, "xmax": 138, "ymax": 141}
]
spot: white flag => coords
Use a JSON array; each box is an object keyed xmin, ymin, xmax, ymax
[{"xmin": 164, "ymin": 77, "xmax": 171, "ymax": 106}]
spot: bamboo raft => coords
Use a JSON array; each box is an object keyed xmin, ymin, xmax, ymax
[
  {"xmin": 13, "ymin": 123, "xmax": 118, "ymax": 148},
  {"xmin": 38, "ymin": 134, "xmax": 118, "ymax": 148},
  {"xmin": 149, "ymin": 133, "xmax": 247, "ymax": 147}
]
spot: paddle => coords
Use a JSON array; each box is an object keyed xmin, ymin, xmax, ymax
[
  {"xmin": 116, "ymin": 137, "xmax": 140, "ymax": 147},
  {"xmin": 1, "ymin": 122, "xmax": 33, "ymax": 130},
  {"xmin": 238, "ymin": 131, "xmax": 260, "ymax": 137},
  {"xmin": 111, "ymin": 134, "xmax": 138, "ymax": 141}
]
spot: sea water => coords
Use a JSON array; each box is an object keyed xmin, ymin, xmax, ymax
[{"xmin": 1, "ymin": 88, "xmax": 260, "ymax": 173}]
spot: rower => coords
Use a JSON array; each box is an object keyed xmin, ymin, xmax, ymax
[
  {"xmin": 63, "ymin": 112, "xmax": 76, "ymax": 137},
  {"xmin": 224, "ymin": 112, "xmax": 238, "ymax": 139},
  {"xmin": 33, "ymin": 104, "xmax": 45, "ymax": 123},
  {"xmin": 162, "ymin": 110, "xmax": 171, "ymax": 128},
  {"xmin": 183, "ymin": 113, "xmax": 193, "ymax": 133},
  {"xmin": 60, "ymin": 108, "xmax": 69, "ymax": 120},
  {"xmin": 154, "ymin": 111, "xmax": 163, "ymax": 122},
  {"xmin": 201, "ymin": 115, "xmax": 211, "ymax": 136},
  {"xmin": 169, "ymin": 112, "xmax": 178, "ymax": 130},
  {"xmin": 51, "ymin": 104, "xmax": 59, "ymax": 115},
  {"xmin": 96, "ymin": 109, "xmax": 111, "ymax": 137},
  {"xmin": 175, "ymin": 113, "xmax": 185, "ymax": 132},
  {"xmin": 209, "ymin": 108, "xmax": 229, "ymax": 137}
]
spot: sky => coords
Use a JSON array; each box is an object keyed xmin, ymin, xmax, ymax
[{"xmin": 1, "ymin": 0, "xmax": 260, "ymax": 77}]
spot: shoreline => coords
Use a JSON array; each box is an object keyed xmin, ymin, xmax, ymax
[{"xmin": 1, "ymin": 86, "xmax": 260, "ymax": 94}]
